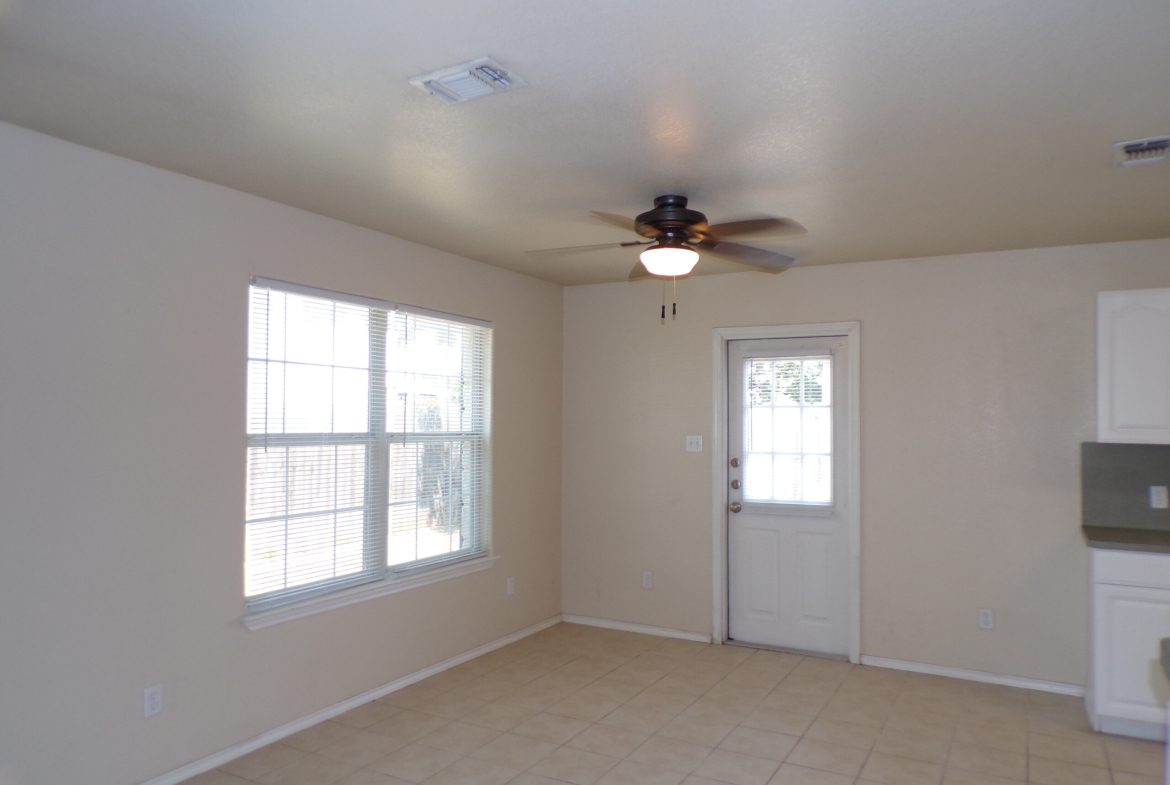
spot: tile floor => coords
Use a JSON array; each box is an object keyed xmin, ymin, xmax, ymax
[{"xmin": 184, "ymin": 623, "xmax": 1165, "ymax": 785}]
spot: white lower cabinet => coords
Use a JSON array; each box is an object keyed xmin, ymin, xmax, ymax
[{"xmin": 1088, "ymin": 548, "xmax": 1170, "ymax": 740}]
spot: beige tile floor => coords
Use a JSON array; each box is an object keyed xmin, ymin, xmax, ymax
[{"xmin": 184, "ymin": 623, "xmax": 1165, "ymax": 785}]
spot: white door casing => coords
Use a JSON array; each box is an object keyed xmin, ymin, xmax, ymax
[{"xmin": 712, "ymin": 323, "xmax": 860, "ymax": 662}]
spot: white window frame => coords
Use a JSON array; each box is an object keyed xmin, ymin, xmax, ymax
[{"xmin": 243, "ymin": 277, "xmax": 494, "ymax": 630}]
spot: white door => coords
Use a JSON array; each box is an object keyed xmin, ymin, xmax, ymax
[{"xmin": 727, "ymin": 336, "xmax": 853, "ymax": 655}]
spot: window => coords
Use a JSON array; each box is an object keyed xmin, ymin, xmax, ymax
[
  {"xmin": 245, "ymin": 278, "xmax": 491, "ymax": 614},
  {"xmin": 742, "ymin": 356, "xmax": 832, "ymax": 504}
]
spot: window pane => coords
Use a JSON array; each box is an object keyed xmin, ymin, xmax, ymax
[
  {"xmin": 284, "ymin": 364, "xmax": 335, "ymax": 433},
  {"xmin": 245, "ymin": 519, "xmax": 287, "ymax": 596},
  {"xmin": 772, "ymin": 455, "xmax": 802, "ymax": 502},
  {"xmin": 744, "ymin": 453, "xmax": 773, "ymax": 500},
  {"xmin": 385, "ymin": 312, "xmax": 479, "ymax": 434},
  {"xmin": 333, "ymin": 303, "xmax": 370, "ymax": 369},
  {"xmin": 741, "ymin": 354, "xmax": 833, "ymax": 505},
  {"xmin": 775, "ymin": 361, "xmax": 802, "ymax": 405},
  {"xmin": 802, "ymin": 408, "xmax": 831, "ymax": 454},
  {"xmin": 284, "ymin": 294, "xmax": 337, "ymax": 366},
  {"xmin": 333, "ymin": 368, "xmax": 369, "ymax": 433},
  {"xmin": 246, "ymin": 447, "xmax": 287, "ymax": 519},
  {"xmin": 747, "ymin": 407, "xmax": 773, "ymax": 453},
  {"xmin": 387, "ymin": 439, "xmax": 477, "ymax": 568},
  {"xmin": 802, "ymin": 455, "xmax": 832, "ymax": 503},
  {"xmin": 803, "ymin": 359, "xmax": 830, "ymax": 405},
  {"xmin": 772, "ymin": 408, "xmax": 801, "ymax": 453}
]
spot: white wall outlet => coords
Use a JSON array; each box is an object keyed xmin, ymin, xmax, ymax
[
  {"xmin": 977, "ymin": 608, "xmax": 995, "ymax": 631},
  {"xmin": 685, "ymin": 435, "xmax": 703, "ymax": 453},
  {"xmin": 505, "ymin": 576, "xmax": 515, "ymax": 596},
  {"xmin": 641, "ymin": 570, "xmax": 654, "ymax": 590},
  {"xmin": 144, "ymin": 684, "xmax": 163, "ymax": 718},
  {"xmin": 1150, "ymin": 485, "xmax": 1169, "ymax": 509}
]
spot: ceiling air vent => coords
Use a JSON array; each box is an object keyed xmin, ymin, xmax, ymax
[
  {"xmin": 409, "ymin": 57, "xmax": 526, "ymax": 104},
  {"xmin": 1113, "ymin": 136, "xmax": 1169, "ymax": 167}
]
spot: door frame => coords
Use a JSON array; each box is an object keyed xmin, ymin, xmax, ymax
[{"xmin": 711, "ymin": 322, "xmax": 861, "ymax": 663}]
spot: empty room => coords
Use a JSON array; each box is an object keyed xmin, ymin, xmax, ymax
[{"xmin": 2, "ymin": 3, "xmax": 1169, "ymax": 785}]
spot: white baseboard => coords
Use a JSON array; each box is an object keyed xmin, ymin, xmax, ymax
[
  {"xmin": 140, "ymin": 615, "xmax": 562, "ymax": 785},
  {"xmin": 860, "ymin": 655, "xmax": 1085, "ymax": 697},
  {"xmin": 561, "ymin": 613, "xmax": 712, "ymax": 643},
  {"xmin": 1096, "ymin": 714, "xmax": 1165, "ymax": 742}
]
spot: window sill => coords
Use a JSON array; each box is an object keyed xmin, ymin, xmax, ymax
[{"xmin": 243, "ymin": 555, "xmax": 499, "ymax": 631}]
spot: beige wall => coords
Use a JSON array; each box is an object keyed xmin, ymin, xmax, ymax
[
  {"xmin": 0, "ymin": 122, "xmax": 563, "ymax": 785},
  {"xmin": 562, "ymin": 238, "xmax": 1170, "ymax": 685}
]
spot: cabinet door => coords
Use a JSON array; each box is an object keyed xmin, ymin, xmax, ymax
[
  {"xmin": 1098, "ymin": 289, "xmax": 1170, "ymax": 443},
  {"xmin": 1093, "ymin": 582, "xmax": 1170, "ymax": 724}
]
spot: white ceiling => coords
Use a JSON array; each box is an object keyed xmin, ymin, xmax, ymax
[{"xmin": 1, "ymin": 1, "xmax": 1168, "ymax": 285}]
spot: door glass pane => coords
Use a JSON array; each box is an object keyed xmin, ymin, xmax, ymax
[{"xmin": 742, "ymin": 355, "xmax": 833, "ymax": 505}]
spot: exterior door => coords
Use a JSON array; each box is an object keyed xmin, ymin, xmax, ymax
[{"xmin": 727, "ymin": 335, "xmax": 853, "ymax": 655}]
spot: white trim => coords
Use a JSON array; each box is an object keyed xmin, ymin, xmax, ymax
[
  {"xmin": 250, "ymin": 276, "xmax": 493, "ymax": 328},
  {"xmin": 1096, "ymin": 714, "xmax": 1166, "ymax": 742},
  {"xmin": 860, "ymin": 655, "xmax": 1085, "ymax": 697},
  {"xmin": 139, "ymin": 615, "xmax": 561, "ymax": 785},
  {"xmin": 712, "ymin": 322, "xmax": 862, "ymax": 663},
  {"xmin": 561, "ymin": 614, "xmax": 713, "ymax": 643},
  {"xmin": 244, "ymin": 555, "xmax": 499, "ymax": 630}
]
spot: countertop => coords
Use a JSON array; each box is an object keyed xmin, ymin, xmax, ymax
[{"xmin": 1084, "ymin": 525, "xmax": 1170, "ymax": 553}]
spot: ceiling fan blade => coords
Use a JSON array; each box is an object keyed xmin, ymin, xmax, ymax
[
  {"xmin": 589, "ymin": 211, "xmax": 639, "ymax": 232},
  {"xmin": 525, "ymin": 240, "xmax": 649, "ymax": 256},
  {"xmin": 697, "ymin": 239, "xmax": 795, "ymax": 271},
  {"xmin": 705, "ymin": 217, "xmax": 805, "ymax": 239}
]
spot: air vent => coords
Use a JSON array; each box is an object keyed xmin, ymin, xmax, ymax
[
  {"xmin": 409, "ymin": 57, "xmax": 526, "ymax": 104},
  {"xmin": 1113, "ymin": 136, "xmax": 1169, "ymax": 167}
]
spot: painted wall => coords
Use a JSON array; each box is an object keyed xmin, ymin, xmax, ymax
[
  {"xmin": 0, "ymin": 122, "xmax": 563, "ymax": 785},
  {"xmin": 562, "ymin": 238, "xmax": 1170, "ymax": 685}
]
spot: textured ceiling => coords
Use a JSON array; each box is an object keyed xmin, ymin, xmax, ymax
[{"xmin": 1, "ymin": 1, "xmax": 1168, "ymax": 285}]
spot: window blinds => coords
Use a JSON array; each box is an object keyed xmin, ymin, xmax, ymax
[{"xmin": 245, "ymin": 278, "xmax": 491, "ymax": 611}]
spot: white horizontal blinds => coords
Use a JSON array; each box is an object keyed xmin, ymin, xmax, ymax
[
  {"xmin": 385, "ymin": 310, "xmax": 490, "ymax": 570},
  {"xmin": 743, "ymin": 356, "xmax": 832, "ymax": 504},
  {"xmin": 244, "ymin": 279, "xmax": 491, "ymax": 611},
  {"xmin": 245, "ymin": 284, "xmax": 387, "ymax": 608}
]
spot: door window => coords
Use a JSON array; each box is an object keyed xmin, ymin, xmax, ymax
[{"xmin": 742, "ymin": 356, "xmax": 832, "ymax": 504}]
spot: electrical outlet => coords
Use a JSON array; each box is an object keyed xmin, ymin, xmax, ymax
[
  {"xmin": 977, "ymin": 608, "xmax": 995, "ymax": 631},
  {"xmin": 641, "ymin": 570, "xmax": 654, "ymax": 590},
  {"xmin": 506, "ymin": 576, "xmax": 515, "ymax": 596},
  {"xmin": 144, "ymin": 684, "xmax": 163, "ymax": 718},
  {"xmin": 685, "ymin": 435, "xmax": 703, "ymax": 453}
]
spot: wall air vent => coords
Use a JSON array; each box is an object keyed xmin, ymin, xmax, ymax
[
  {"xmin": 1113, "ymin": 136, "xmax": 1170, "ymax": 167},
  {"xmin": 409, "ymin": 57, "xmax": 526, "ymax": 104}
]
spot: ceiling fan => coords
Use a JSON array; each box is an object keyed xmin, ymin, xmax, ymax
[{"xmin": 527, "ymin": 195, "xmax": 804, "ymax": 279}]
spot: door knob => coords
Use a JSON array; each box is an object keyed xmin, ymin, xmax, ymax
[{"xmin": 729, "ymin": 502, "xmax": 742, "ymax": 513}]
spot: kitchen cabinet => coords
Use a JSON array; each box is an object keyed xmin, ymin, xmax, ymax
[
  {"xmin": 1088, "ymin": 548, "xmax": 1170, "ymax": 740},
  {"xmin": 1098, "ymin": 288, "xmax": 1170, "ymax": 444}
]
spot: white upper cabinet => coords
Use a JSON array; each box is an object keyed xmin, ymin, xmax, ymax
[{"xmin": 1098, "ymin": 288, "xmax": 1170, "ymax": 444}]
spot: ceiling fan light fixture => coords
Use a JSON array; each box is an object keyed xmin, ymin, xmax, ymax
[{"xmin": 640, "ymin": 245, "xmax": 700, "ymax": 276}]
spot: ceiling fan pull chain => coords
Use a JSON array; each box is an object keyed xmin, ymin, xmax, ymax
[
  {"xmin": 660, "ymin": 279, "xmax": 667, "ymax": 323},
  {"xmin": 672, "ymin": 277, "xmax": 678, "ymax": 319}
]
